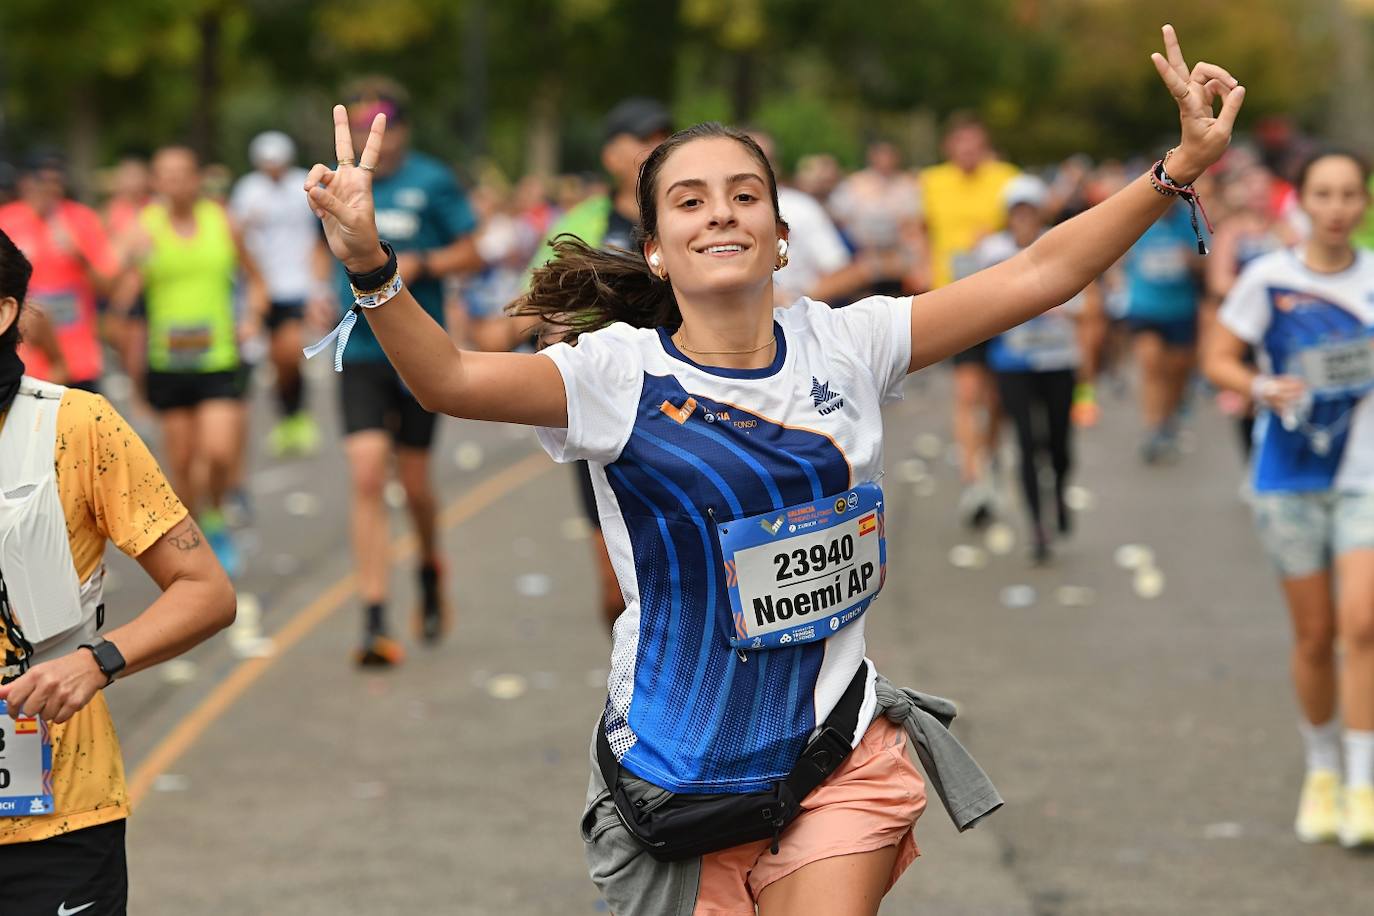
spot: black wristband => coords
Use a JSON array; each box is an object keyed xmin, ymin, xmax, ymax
[{"xmin": 346, "ymin": 240, "xmax": 398, "ymax": 292}]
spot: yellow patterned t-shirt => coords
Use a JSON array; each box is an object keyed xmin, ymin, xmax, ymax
[{"xmin": 0, "ymin": 388, "xmax": 187, "ymax": 844}]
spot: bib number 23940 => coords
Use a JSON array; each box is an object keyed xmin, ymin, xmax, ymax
[
  {"xmin": 0, "ymin": 700, "xmax": 54, "ymax": 817},
  {"xmin": 717, "ymin": 483, "xmax": 885, "ymax": 650}
]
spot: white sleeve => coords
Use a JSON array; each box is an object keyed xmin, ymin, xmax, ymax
[
  {"xmin": 820, "ymin": 296, "xmax": 913, "ymax": 404},
  {"xmin": 1218, "ymin": 264, "xmax": 1271, "ymax": 345},
  {"xmin": 227, "ymin": 177, "xmax": 252, "ymax": 221},
  {"xmin": 534, "ymin": 325, "xmax": 645, "ymax": 464},
  {"xmin": 792, "ymin": 195, "xmax": 851, "ymax": 274}
]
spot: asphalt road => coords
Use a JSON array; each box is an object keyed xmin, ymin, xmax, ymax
[{"xmin": 93, "ymin": 359, "xmax": 1374, "ymax": 915}]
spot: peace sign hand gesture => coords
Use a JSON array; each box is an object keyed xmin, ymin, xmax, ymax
[
  {"xmin": 1150, "ymin": 24, "xmax": 1246, "ymax": 185},
  {"xmin": 304, "ymin": 105, "xmax": 389, "ymax": 273}
]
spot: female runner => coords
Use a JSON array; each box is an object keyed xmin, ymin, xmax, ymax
[
  {"xmin": 1205, "ymin": 150, "xmax": 1374, "ymax": 849},
  {"xmin": 305, "ymin": 25, "xmax": 1241, "ymax": 915}
]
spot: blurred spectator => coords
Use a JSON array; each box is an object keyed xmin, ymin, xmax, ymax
[
  {"xmin": 828, "ymin": 140, "xmax": 925, "ymax": 296},
  {"xmin": 0, "ymin": 149, "xmax": 119, "ymax": 390},
  {"xmin": 919, "ymin": 113, "xmax": 1020, "ymax": 527},
  {"xmin": 795, "ymin": 153, "xmax": 843, "ymax": 205},
  {"xmin": 229, "ymin": 130, "xmax": 321, "ymax": 457},
  {"xmin": 103, "ymin": 155, "xmax": 152, "ymax": 238},
  {"xmin": 513, "ymin": 174, "xmax": 558, "ymax": 240},
  {"xmin": 1120, "ymin": 199, "xmax": 1204, "ymax": 464},
  {"xmin": 750, "ymin": 128, "xmax": 909, "ymax": 307}
]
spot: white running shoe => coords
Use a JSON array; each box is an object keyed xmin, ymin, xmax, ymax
[
  {"xmin": 1295, "ymin": 769, "xmax": 1342, "ymax": 844},
  {"xmin": 959, "ymin": 481, "xmax": 995, "ymax": 529},
  {"xmin": 1340, "ymin": 785, "xmax": 1374, "ymax": 848}
]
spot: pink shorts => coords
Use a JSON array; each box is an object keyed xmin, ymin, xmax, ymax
[{"xmin": 692, "ymin": 716, "xmax": 927, "ymax": 914}]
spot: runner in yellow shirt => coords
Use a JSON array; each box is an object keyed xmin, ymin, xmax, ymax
[
  {"xmin": 0, "ymin": 228, "xmax": 236, "ymax": 915},
  {"xmin": 920, "ymin": 114, "xmax": 1020, "ymax": 526}
]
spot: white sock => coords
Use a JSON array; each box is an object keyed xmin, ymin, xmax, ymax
[
  {"xmin": 1344, "ymin": 730, "xmax": 1374, "ymax": 790},
  {"xmin": 1299, "ymin": 718, "xmax": 1342, "ymax": 774}
]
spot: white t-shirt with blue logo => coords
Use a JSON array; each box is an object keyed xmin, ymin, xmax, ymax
[
  {"xmin": 1220, "ymin": 248, "xmax": 1374, "ymax": 493},
  {"xmin": 536, "ymin": 295, "xmax": 911, "ymax": 793}
]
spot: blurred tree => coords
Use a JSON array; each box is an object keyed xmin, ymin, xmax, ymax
[{"xmin": 0, "ymin": 0, "xmax": 1366, "ymax": 192}]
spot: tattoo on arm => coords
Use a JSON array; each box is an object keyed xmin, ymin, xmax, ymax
[{"xmin": 168, "ymin": 519, "xmax": 203, "ymax": 552}]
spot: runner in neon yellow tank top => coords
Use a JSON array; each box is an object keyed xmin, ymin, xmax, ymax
[
  {"xmin": 139, "ymin": 198, "xmax": 239, "ymax": 374},
  {"xmin": 114, "ymin": 146, "xmax": 268, "ymax": 577}
]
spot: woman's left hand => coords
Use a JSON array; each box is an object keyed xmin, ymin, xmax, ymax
[
  {"xmin": 1150, "ymin": 23, "xmax": 1246, "ymax": 184},
  {"xmin": 0, "ymin": 651, "xmax": 108, "ymax": 724}
]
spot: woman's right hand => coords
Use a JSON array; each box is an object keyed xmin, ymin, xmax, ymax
[{"xmin": 304, "ymin": 105, "xmax": 388, "ymax": 273}]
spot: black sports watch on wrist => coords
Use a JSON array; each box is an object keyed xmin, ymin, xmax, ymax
[{"xmin": 79, "ymin": 638, "xmax": 126, "ymax": 686}]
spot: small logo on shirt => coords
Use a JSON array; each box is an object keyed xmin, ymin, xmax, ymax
[
  {"xmin": 811, "ymin": 377, "xmax": 844, "ymax": 415},
  {"xmin": 660, "ymin": 397, "xmax": 697, "ymax": 424}
]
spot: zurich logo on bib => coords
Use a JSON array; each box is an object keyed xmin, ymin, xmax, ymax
[{"xmin": 715, "ymin": 482, "xmax": 886, "ymax": 650}]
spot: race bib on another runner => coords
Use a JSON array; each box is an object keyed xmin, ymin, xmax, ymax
[
  {"xmin": 0, "ymin": 701, "xmax": 54, "ymax": 817},
  {"xmin": 1003, "ymin": 317, "xmax": 1077, "ymax": 366},
  {"xmin": 30, "ymin": 289, "xmax": 82, "ymax": 328},
  {"xmin": 164, "ymin": 324, "xmax": 214, "ymax": 369},
  {"xmin": 716, "ymin": 483, "xmax": 885, "ymax": 650},
  {"xmin": 1293, "ymin": 335, "xmax": 1374, "ymax": 398}
]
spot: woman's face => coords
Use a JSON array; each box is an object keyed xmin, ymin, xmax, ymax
[
  {"xmin": 646, "ymin": 137, "xmax": 783, "ymax": 302},
  {"xmin": 1300, "ymin": 156, "xmax": 1369, "ymax": 248}
]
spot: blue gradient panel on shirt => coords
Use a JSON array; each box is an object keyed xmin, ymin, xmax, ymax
[
  {"xmin": 606, "ymin": 374, "xmax": 850, "ymax": 792},
  {"xmin": 1254, "ymin": 287, "xmax": 1372, "ymax": 492}
]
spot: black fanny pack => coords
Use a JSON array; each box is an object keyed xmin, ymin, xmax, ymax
[{"xmin": 595, "ymin": 660, "xmax": 869, "ymax": 862}]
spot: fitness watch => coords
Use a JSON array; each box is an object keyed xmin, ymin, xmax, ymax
[{"xmin": 79, "ymin": 637, "xmax": 126, "ymax": 686}]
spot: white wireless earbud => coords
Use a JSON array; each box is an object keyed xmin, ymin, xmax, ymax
[
  {"xmin": 648, "ymin": 252, "xmax": 662, "ymax": 270},
  {"xmin": 777, "ymin": 239, "xmax": 788, "ymax": 258}
]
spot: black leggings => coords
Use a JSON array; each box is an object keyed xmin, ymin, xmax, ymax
[{"xmin": 995, "ymin": 369, "xmax": 1075, "ymax": 531}]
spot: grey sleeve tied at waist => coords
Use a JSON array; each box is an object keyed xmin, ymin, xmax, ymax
[{"xmin": 874, "ymin": 674, "xmax": 1003, "ymax": 831}]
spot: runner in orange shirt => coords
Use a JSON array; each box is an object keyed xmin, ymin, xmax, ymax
[{"xmin": 0, "ymin": 151, "xmax": 120, "ymax": 392}]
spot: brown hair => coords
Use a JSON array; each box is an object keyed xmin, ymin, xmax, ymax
[{"xmin": 511, "ymin": 122, "xmax": 786, "ymax": 346}]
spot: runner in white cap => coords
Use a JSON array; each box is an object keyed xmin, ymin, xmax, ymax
[{"xmin": 231, "ymin": 131, "xmax": 322, "ymax": 457}]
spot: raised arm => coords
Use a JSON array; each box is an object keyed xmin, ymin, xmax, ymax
[
  {"xmin": 907, "ymin": 25, "xmax": 1244, "ymax": 371},
  {"xmin": 304, "ymin": 106, "xmax": 567, "ymax": 427}
]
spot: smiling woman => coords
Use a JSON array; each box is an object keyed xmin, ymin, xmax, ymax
[
  {"xmin": 301, "ymin": 23, "xmax": 1244, "ymax": 915},
  {"xmin": 509, "ymin": 122, "xmax": 789, "ymax": 358}
]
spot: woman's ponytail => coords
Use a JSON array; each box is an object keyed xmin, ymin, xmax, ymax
[{"xmin": 509, "ymin": 235, "xmax": 680, "ymax": 347}]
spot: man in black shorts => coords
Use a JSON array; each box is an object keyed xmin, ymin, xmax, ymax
[
  {"xmin": 312, "ymin": 78, "xmax": 483, "ymax": 665},
  {"xmin": 523, "ymin": 98, "xmax": 672, "ymax": 631}
]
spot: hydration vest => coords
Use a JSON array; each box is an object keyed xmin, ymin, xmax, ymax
[{"xmin": 0, "ymin": 377, "xmax": 104, "ymax": 677}]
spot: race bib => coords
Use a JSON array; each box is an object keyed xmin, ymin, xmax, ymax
[
  {"xmin": 0, "ymin": 701, "xmax": 54, "ymax": 817},
  {"xmin": 164, "ymin": 324, "xmax": 214, "ymax": 368},
  {"xmin": 1137, "ymin": 246, "xmax": 1188, "ymax": 283},
  {"xmin": 31, "ymin": 290, "xmax": 82, "ymax": 328},
  {"xmin": 716, "ymin": 483, "xmax": 885, "ymax": 650},
  {"xmin": 1004, "ymin": 319, "xmax": 1076, "ymax": 360},
  {"xmin": 1295, "ymin": 336, "xmax": 1374, "ymax": 396}
]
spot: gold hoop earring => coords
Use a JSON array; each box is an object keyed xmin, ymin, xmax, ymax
[{"xmin": 775, "ymin": 253, "xmax": 789, "ymax": 270}]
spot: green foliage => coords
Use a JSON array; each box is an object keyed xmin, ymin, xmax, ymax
[{"xmin": 0, "ymin": 0, "xmax": 1360, "ymax": 187}]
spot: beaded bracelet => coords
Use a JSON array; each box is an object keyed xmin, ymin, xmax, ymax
[{"xmin": 1148, "ymin": 150, "xmax": 1213, "ymax": 256}]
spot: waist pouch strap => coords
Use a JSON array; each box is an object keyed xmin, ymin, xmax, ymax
[{"xmin": 596, "ymin": 660, "xmax": 869, "ymax": 862}]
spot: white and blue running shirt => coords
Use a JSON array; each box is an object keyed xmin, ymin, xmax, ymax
[
  {"xmin": 537, "ymin": 296, "xmax": 912, "ymax": 792},
  {"xmin": 1220, "ymin": 248, "xmax": 1374, "ymax": 493}
]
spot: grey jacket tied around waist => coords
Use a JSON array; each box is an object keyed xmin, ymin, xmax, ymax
[{"xmin": 873, "ymin": 674, "xmax": 1003, "ymax": 831}]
